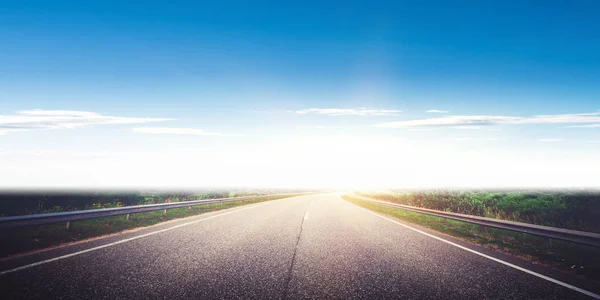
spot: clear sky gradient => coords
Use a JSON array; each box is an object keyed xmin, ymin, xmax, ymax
[{"xmin": 1, "ymin": 1, "xmax": 599, "ymax": 188}]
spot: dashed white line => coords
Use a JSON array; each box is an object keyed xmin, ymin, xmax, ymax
[
  {"xmin": 353, "ymin": 204, "xmax": 600, "ymax": 299},
  {"xmin": 304, "ymin": 201, "xmax": 313, "ymax": 220}
]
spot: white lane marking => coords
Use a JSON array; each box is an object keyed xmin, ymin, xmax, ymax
[
  {"xmin": 354, "ymin": 205, "xmax": 600, "ymax": 299},
  {"xmin": 304, "ymin": 201, "xmax": 312, "ymax": 220},
  {"xmin": 0, "ymin": 202, "xmax": 268, "ymax": 276}
]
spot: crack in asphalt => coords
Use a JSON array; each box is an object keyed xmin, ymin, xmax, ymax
[{"xmin": 282, "ymin": 204, "xmax": 310, "ymax": 299}]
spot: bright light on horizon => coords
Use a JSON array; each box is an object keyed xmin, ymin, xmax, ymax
[{"xmin": 2, "ymin": 133, "xmax": 599, "ymax": 189}]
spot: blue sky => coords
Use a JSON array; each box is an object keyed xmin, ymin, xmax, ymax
[{"xmin": 1, "ymin": 1, "xmax": 599, "ymax": 188}]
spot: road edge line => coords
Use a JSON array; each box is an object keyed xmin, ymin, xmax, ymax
[
  {"xmin": 0, "ymin": 202, "xmax": 269, "ymax": 276},
  {"xmin": 351, "ymin": 203, "xmax": 600, "ymax": 299}
]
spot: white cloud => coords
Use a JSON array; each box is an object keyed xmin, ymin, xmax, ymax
[
  {"xmin": 448, "ymin": 137, "xmax": 472, "ymax": 141},
  {"xmin": 244, "ymin": 109, "xmax": 292, "ymax": 114},
  {"xmin": 0, "ymin": 109, "xmax": 172, "ymax": 134},
  {"xmin": 426, "ymin": 109, "xmax": 449, "ymax": 114},
  {"xmin": 375, "ymin": 111, "xmax": 600, "ymax": 128},
  {"xmin": 0, "ymin": 149, "xmax": 109, "ymax": 158},
  {"xmin": 564, "ymin": 124, "xmax": 600, "ymax": 128},
  {"xmin": 18, "ymin": 110, "xmax": 101, "ymax": 117},
  {"xmin": 588, "ymin": 140, "xmax": 600, "ymax": 143},
  {"xmin": 407, "ymin": 128, "xmax": 433, "ymax": 132},
  {"xmin": 444, "ymin": 137, "xmax": 505, "ymax": 141},
  {"xmin": 452, "ymin": 126, "xmax": 485, "ymax": 130},
  {"xmin": 296, "ymin": 125, "xmax": 328, "ymax": 129},
  {"xmin": 538, "ymin": 138, "xmax": 565, "ymax": 142},
  {"xmin": 375, "ymin": 115, "xmax": 520, "ymax": 128},
  {"xmin": 296, "ymin": 108, "xmax": 401, "ymax": 116},
  {"xmin": 529, "ymin": 112, "xmax": 600, "ymax": 124},
  {"xmin": 132, "ymin": 127, "xmax": 238, "ymax": 136},
  {"xmin": 295, "ymin": 125, "xmax": 350, "ymax": 129}
]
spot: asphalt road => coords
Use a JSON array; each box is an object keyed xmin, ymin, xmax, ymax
[{"xmin": 0, "ymin": 193, "xmax": 598, "ymax": 299}]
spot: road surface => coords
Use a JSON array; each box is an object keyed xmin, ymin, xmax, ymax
[{"xmin": 0, "ymin": 193, "xmax": 598, "ymax": 299}]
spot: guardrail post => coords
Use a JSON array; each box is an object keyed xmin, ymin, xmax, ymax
[
  {"xmin": 65, "ymin": 221, "xmax": 71, "ymax": 229},
  {"xmin": 548, "ymin": 238, "xmax": 553, "ymax": 246},
  {"xmin": 188, "ymin": 206, "xmax": 191, "ymax": 210},
  {"xmin": 163, "ymin": 209, "xmax": 167, "ymax": 215},
  {"xmin": 126, "ymin": 214, "xmax": 130, "ymax": 221}
]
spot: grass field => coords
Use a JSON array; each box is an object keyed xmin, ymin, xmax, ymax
[
  {"xmin": 356, "ymin": 190, "xmax": 600, "ymax": 233},
  {"xmin": 0, "ymin": 195, "xmax": 296, "ymax": 258},
  {"xmin": 344, "ymin": 194, "xmax": 600, "ymax": 281}
]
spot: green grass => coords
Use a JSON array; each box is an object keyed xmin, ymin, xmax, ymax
[
  {"xmin": 356, "ymin": 190, "xmax": 600, "ymax": 233},
  {"xmin": 0, "ymin": 195, "xmax": 296, "ymax": 258},
  {"xmin": 344, "ymin": 195, "xmax": 600, "ymax": 281}
]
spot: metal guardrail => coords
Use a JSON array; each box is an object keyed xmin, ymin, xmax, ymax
[
  {"xmin": 349, "ymin": 194, "xmax": 600, "ymax": 247},
  {"xmin": 0, "ymin": 193, "xmax": 304, "ymax": 229}
]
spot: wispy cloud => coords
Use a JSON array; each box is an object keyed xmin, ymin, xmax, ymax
[
  {"xmin": 132, "ymin": 127, "xmax": 239, "ymax": 136},
  {"xmin": 374, "ymin": 111, "xmax": 600, "ymax": 128},
  {"xmin": 426, "ymin": 109, "xmax": 449, "ymax": 114},
  {"xmin": 452, "ymin": 126, "xmax": 485, "ymax": 130},
  {"xmin": 445, "ymin": 137, "xmax": 505, "ymax": 141},
  {"xmin": 296, "ymin": 108, "xmax": 401, "ymax": 116},
  {"xmin": 375, "ymin": 116, "xmax": 519, "ymax": 128},
  {"xmin": 538, "ymin": 138, "xmax": 565, "ymax": 142},
  {"xmin": 242, "ymin": 109, "xmax": 293, "ymax": 114},
  {"xmin": 407, "ymin": 128, "xmax": 433, "ymax": 132},
  {"xmin": 447, "ymin": 137, "xmax": 472, "ymax": 141},
  {"xmin": 295, "ymin": 125, "xmax": 349, "ymax": 129},
  {"xmin": 18, "ymin": 110, "xmax": 102, "ymax": 117},
  {"xmin": 0, "ymin": 109, "xmax": 172, "ymax": 134},
  {"xmin": 0, "ymin": 149, "xmax": 109, "ymax": 158},
  {"xmin": 532, "ymin": 112, "xmax": 600, "ymax": 124},
  {"xmin": 564, "ymin": 124, "xmax": 600, "ymax": 128}
]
